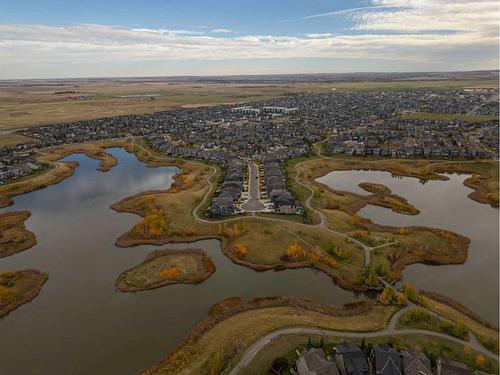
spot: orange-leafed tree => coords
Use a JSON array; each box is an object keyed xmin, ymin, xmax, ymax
[
  {"xmin": 286, "ymin": 243, "xmax": 304, "ymax": 259},
  {"xmin": 234, "ymin": 243, "xmax": 248, "ymax": 257},
  {"xmin": 351, "ymin": 214, "xmax": 359, "ymax": 226},
  {"xmin": 399, "ymin": 227, "xmax": 409, "ymax": 235},
  {"xmin": 232, "ymin": 224, "xmax": 240, "ymax": 238},
  {"xmin": 160, "ymin": 267, "xmax": 181, "ymax": 279},
  {"xmin": 476, "ymin": 354, "xmax": 486, "ymax": 367}
]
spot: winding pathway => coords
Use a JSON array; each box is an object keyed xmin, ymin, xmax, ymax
[
  {"xmin": 229, "ymin": 301, "xmax": 499, "ymax": 375},
  {"xmin": 134, "ymin": 141, "xmax": 383, "ymax": 267}
]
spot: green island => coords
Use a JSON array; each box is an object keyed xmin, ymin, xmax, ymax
[
  {"xmin": 0, "ymin": 270, "xmax": 48, "ymax": 318},
  {"xmin": 115, "ymin": 248, "xmax": 216, "ymax": 292},
  {"xmin": 0, "ymin": 210, "xmax": 37, "ymax": 258}
]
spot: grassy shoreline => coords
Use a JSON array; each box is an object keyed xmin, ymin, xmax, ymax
[
  {"xmin": 115, "ymin": 248, "xmax": 215, "ymax": 292},
  {"xmin": 0, "ymin": 269, "xmax": 48, "ymax": 318},
  {"xmin": 0, "ymin": 210, "xmax": 37, "ymax": 258}
]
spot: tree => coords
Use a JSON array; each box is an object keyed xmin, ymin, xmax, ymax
[
  {"xmin": 351, "ymin": 214, "xmax": 359, "ymax": 226},
  {"xmin": 234, "ymin": 243, "xmax": 248, "ymax": 258},
  {"xmin": 380, "ymin": 286, "xmax": 394, "ymax": 305},
  {"xmin": 270, "ymin": 357, "xmax": 288, "ymax": 374},
  {"xmin": 307, "ymin": 337, "xmax": 313, "ymax": 350},
  {"xmin": 463, "ymin": 346, "xmax": 472, "ymax": 355},
  {"xmin": 360, "ymin": 338, "xmax": 367, "ymax": 352},
  {"xmin": 232, "ymin": 224, "xmax": 240, "ymax": 238},
  {"xmin": 319, "ymin": 337, "xmax": 325, "ymax": 349},
  {"xmin": 160, "ymin": 267, "xmax": 181, "ymax": 279},
  {"xmin": 476, "ymin": 354, "xmax": 486, "ymax": 367},
  {"xmin": 399, "ymin": 227, "xmax": 409, "ymax": 235}
]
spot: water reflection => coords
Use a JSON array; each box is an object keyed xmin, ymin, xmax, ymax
[
  {"xmin": 318, "ymin": 170, "xmax": 499, "ymax": 325},
  {"xmin": 0, "ymin": 149, "xmax": 360, "ymax": 375}
]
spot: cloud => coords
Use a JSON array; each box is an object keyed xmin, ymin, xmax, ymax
[
  {"xmin": 305, "ymin": 33, "xmax": 335, "ymax": 38},
  {"xmin": 300, "ymin": 5, "xmax": 403, "ymax": 20},
  {"xmin": 0, "ymin": 1, "xmax": 498, "ymax": 78},
  {"xmin": 210, "ymin": 28, "xmax": 235, "ymax": 34}
]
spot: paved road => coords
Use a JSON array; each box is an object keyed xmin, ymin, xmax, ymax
[
  {"xmin": 241, "ymin": 161, "xmax": 265, "ymax": 212},
  {"xmin": 229, "ymin": 301, "xmax": 499, "ymax": 375},
  {"xmin": 136, "ymin": 141, "xmax": 388, "ymax": 268}
]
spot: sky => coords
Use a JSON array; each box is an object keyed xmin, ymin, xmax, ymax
[{"xmin": 0, "ymin": 0, "xmax": 498, "ymax": 79}]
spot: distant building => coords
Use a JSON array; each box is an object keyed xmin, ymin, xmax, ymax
[
  {"xmin": 231, "ymin": 106, "xmax": 260, "ymax": 115},
  {"xmin": 262, "ymin": 106, "xmax": 299, "ymax": 115}
]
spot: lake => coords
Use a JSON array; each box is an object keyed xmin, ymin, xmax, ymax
[
  {"xmin": 317, "ymin": 169, "xmax": 499, "ymax": 326},
  {"xmin": 0, "ymin": 149, "xmax": 361, "ymax": 375}
]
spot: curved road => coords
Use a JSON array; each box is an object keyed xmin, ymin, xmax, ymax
[
  {"xmin": 229, "ymin": 301, "xmax": 499, "ymax": 375},
  {"xmin": 135, "ymin": 141, "xmax": 375, "ymax": 266}
]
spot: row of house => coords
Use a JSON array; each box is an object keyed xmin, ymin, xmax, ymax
[
  {"xmin": 0, "ymin": 148, "xmax": 42, "ymax": 184},
  {"xmin": 210, "ymin": 159, "xmax": 246, "ymax": 217},
  {"xmin": 296, "ymin": 343, "xmax": 484, "ymax": 375},
  {"xmin": 262, "ymin": 161, "xmax": 299, "ymax": 214},
  {"xmin": 327, "ymin": 118, "xmax": 497, "ymax": 159},
  {"xmin": 0, "ymin": 87, "xmax": 496, "ymax": 185}
]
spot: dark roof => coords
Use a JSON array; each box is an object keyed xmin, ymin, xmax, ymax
[
  {"xmin": 439, "ymin": 358, "xmax": 471, "ymax": 375},
  {"xmin": 334, "ymin": 344, "xmax": 369, "ymax": 375},
  {"xmin": 300, "ymin": 349, "xmax": 339, "ymax": 375},
  {"xmin": 401, "ymin": 349, "xmax": 432, "ymax": 375},
  {"xmin": 373, "ymin": 344, "xmax": 402, "ymax": 375}
]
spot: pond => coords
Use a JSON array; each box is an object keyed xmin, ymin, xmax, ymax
[
  {"xmin": 0, "ymin": 148, "xmax": 361, "ymax": 375},
  {"xmin": 317, "ymin": 170, "xmax": 499, "ymax": 326}
]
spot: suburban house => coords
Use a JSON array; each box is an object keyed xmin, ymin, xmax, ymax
[
  {"xmin": 263, "ymin": 160, "xmax": 299, "ymax": 214},
  {"xmin": 370, "ymin": 344, "xmax": 403, "ymax": 375},
  {"xmin": 296, "ymin": 348, "xmax": 340, "ymax": 375},
  {"xmin": 401, "ymin": 349, "xmax": 432, "ymax": 375},
  {"xmin": 333, "ymin": 343, "xmax": 370, "ymax": 375},
  {"xmin": 437, "ymin": 358, "xmax": 471, "ymax": 375}
]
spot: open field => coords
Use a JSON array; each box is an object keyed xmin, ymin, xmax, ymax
[
  {"xmin": 0, "ymin": 269, "xmax": 48, "ymax": 318},
  {"xmin": 0, "ymin": 79, "xmax": 497, "ymax": 131},
  {"xmin": 141, "ymin": 297, "xmax": 397, "ymax": 375},
  {"xmin": 238, "ymin": 333, "xmax": 499, "ymax": 375},
  {"xmin": 0, "ymin": 133, "xmax": 34, "ymax": 147},
  {"xmin": 400, "ymin": 112, "xmax": 499, "ymax": 122},
  {"xmin": 0, "ymin": 210, "xmax": 37, "ymax": 258},
  {"xmin": 115, "ymin": 248, "xmax": 215, "ymax": 292}
]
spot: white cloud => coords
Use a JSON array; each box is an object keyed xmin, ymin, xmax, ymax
[
  {"xmin": 210, "ymin": 28, "xmax": 235, "ymax": 34},
  {"xmin": 0, "ymin": 1, "xmax": 498, "ymax": 78},
  {"xmin": 301, "ymin": 5, "xmax": 403, "ymax": 20}
]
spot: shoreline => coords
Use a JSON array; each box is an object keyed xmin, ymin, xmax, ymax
[
  {"xmin": 115, "ymin": 248, "xmax": 216, "ymax": 292},
  {"xmin": 0, "ymin": 210, "xmax": 37, "ymax": 258},
  {"xmin": 0, "ymin": 269, "xmax": 48, "ymax": 318}
]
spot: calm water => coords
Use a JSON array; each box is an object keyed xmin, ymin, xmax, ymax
[
  {"xmin": 0, "ymin": 149, "xmax": 360, "ymax": 375},
  {"xmin": 317, "ymin": 170, "xmax": 499, "ymax": 325}
]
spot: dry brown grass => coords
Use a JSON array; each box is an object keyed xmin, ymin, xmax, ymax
[
  {"xmin": 142, "ymin": 298, "xmax": 397, "ymax": 375},
  {"xmin": 1, "ymin": 79, "xmax": 496, "ymax": 131},
  {"xmin": 116, "ymin": 249, "xmax": 215, "ymax": 292},
  {"xmin": 0, "ymin": 133, "xmax": 34, "ymax": 147},
  {"xmin": 422, "ymin": 295, "xmax": 499, "ymax": 351},
  {"xmin": 0, "ymin": 210, "xmax": 36, "ymax": 258},
  {"xmin": 0, "ymin": 269, "xmax": 48, "ymax": 317}
]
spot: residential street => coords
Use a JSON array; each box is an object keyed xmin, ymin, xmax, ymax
[{"xmin": 241, "ymin": 161, "xmax": 265, "ymax": 212}]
